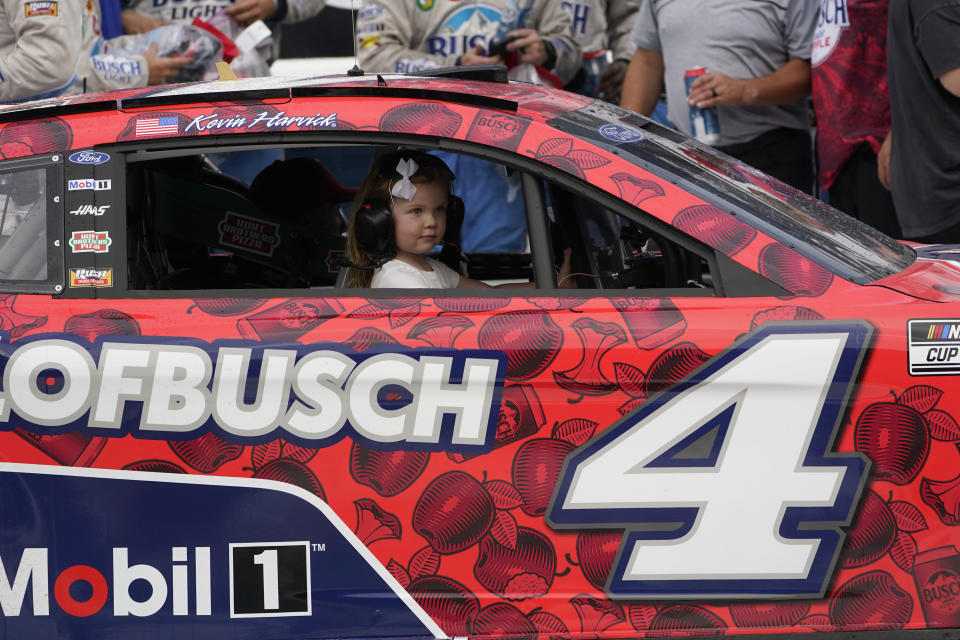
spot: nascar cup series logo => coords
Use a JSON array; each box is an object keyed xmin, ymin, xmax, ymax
[
  {"xmin": 0, "ymin": 334, "xmax": 506, "ymax": 450},
  {"xmin": 908, "ymin": 319, "xmax": 960, "ymax": 375}
]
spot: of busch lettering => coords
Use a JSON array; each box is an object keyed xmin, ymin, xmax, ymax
[
  {"xmin": 0, "ymin": 335, "xmax": 503, "ymax": 448},
  {"xmin": 0, "ymin": 547, "xmax": 211, "ymax": 617}
]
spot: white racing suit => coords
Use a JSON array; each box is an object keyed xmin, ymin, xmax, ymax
[
  {"xmin": 71, "ymin": 0, "xmax": 148, "ymax": 93},
  {"xmin": 356, "ymin": 0, "xmax": 581, "ymax": 84},
  {"xmin": 562, "ymin": 0, "xmax": 640, "ymax": 62},
  {"xmin": 0, "ymin": 0, "xmax": 81, "ymax": 102},
  {"xmin": 123, "ymin": 0, "xmax": 326, "ymax": 65}
]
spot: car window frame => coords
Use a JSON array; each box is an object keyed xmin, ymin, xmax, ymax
[
  {"xmin": 101, "ymin": 131, "xmax": 789, "ymax": 299},
  {"xmin": 0, "ymin": 153, "xmax": 64, "ymax": 295}
]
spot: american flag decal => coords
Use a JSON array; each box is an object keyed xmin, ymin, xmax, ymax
[{"xmin": 135, "ymin": 116, "xmax": 179, "ymax": 137}]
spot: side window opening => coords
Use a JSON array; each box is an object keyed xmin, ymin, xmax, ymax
[
  {"xmin": 0, "ymin": 167, "xmax": 48, "ymax": 281},
  {"xmin": 126, "ymin": 149, "xmax": 361, "ymax": 291},
  {"xmin": 545, "ymin": 181, "xmax": 714, "ymax": 292},
  {"xmin": 0, "ymin": 155, "xmax": 62, "ymax": 294},
  {"xmin": 123, "ymin": 144, "xmax": 713, "ymax": 295}
]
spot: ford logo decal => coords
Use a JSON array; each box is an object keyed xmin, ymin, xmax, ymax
[{"xmin": 68, "ymin": 151, "xmax": 111, "ymax": 165}]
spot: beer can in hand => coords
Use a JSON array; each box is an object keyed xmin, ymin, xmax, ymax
[{"xmin": 684, "ymin": 67, "xmax": 721, "ymax": 145}]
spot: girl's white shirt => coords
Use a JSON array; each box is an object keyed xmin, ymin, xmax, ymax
[{"xmin": 371, "ymin": 257, "xmax": 461, "ymax": 289}]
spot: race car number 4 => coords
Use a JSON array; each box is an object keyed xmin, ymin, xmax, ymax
[{"xmin": 548, "ymin": 323, "xmax": 872, "ymax": 599}]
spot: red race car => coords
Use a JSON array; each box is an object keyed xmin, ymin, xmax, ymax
[{"xmin": 0, "ymin": 67, "xmax": 958, "ymax": 639}]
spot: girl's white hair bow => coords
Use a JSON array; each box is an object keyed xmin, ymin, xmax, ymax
[{"xmin": 390, "ymin": 158, "xmax": 419, "ymax": 200}]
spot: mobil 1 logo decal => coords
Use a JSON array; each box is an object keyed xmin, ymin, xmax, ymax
[
  {"xmin": 0, "ymin": 464, "xmax": 444, "ymax": 638},
  {"xmin": 230, "ymin": 542, "xmax": 310, "ymax": 617},
  {"xmin": 909, "ymin": 319, "xmax": 960, "ymax": 375}
]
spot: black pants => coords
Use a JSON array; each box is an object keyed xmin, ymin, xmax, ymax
[
  {"xmin": 828, "ymin": 144, "xmax": 902, "ymax": 239},
  {"xmin": 716, "ymin": 127, "xmax": 814, "ymax": 194}
]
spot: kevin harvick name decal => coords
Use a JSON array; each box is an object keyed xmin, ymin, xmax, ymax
[
  {"xmin": 184, "ymin": 111, "xmax": 338, "ymax": 134},
  {"xmin": 0, "ymin": 334, "xmax": 506, "ymax": 451}
]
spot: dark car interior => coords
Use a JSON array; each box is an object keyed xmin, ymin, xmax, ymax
[{"xmin": 123, "ymin": 144, "xmax": 715, "ymax": 294}]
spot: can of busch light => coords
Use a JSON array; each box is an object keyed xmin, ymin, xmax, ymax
[
  {"xmin": 684, "ymin": 67, "xmax": 721, "ymax": 145},
  {"xmin": 913, "ymin": 546, "xmax": 960, "ymax": 627},
  {"xmin": 14, "ymin": 428, "xmax": 106, "ymax": 466},
  {"xmin": 581, "ymin": 50, "xmax": 610, "ymax": 100},
  {"xmin": 236, "ymin": 297, "xmax": 345, "ymax": 341}
]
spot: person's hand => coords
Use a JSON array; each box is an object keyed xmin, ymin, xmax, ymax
[
  {"xmin": 121, "ymin": 9, "xmax": 166, "ymax": 34},
  {"xmin": 878, "ymin": 132, "xmax": 892, "ymax": 190},
  {"xmin": 557, "ymin": 248, "xmax": 577, "ymax": 289},
  {"xmin": 686, "ymin": 71, "xmax": 754, "ymax": 109},
  {"xmin": 506, "ymin": 28, "xmax": 548, "ymax": 67},
  {"xmin": 597, "ymin": 59, "xmax": 628, "ymax": 102},
  {"xmin": 225, "ymin": 0, "xmax": 277, "ymax": 26},
  {"xmin": 143, "ymin": 44, "xmax": 194, "ymax": 85},
  {"xmin": 461, "ymin": 44, "xmax": 503, "ymax": 66}
]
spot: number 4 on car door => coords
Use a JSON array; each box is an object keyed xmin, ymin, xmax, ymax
[{"xmin": 547, "ymin": 323, "xmax": 873, "ymax": 599}]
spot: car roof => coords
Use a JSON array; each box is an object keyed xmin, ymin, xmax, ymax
[{"xmin": 0, "ymin": 68, "xmax": 579, "ymax": 124}]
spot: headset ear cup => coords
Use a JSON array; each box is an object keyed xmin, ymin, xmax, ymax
[{"xmin": 354, "ymin": 200, "xmax": 395, "ymax": 262}]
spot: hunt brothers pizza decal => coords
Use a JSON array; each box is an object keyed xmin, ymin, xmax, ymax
[
  {"xmin": 68, "ymin": 230, "xmax": 112, "ymax": 254},
  {"xmin": 217, "ymin": 212, "xmax": 280, "ymax": 256}
]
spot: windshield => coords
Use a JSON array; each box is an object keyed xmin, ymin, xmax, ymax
[{"xmin": 554, "ymin": 101, "xmax": 915, "ymax": 285}]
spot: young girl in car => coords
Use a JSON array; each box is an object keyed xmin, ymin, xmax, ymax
[{"xmin": 345, "ymin": 150, "xmax": 573, "ymax": 289}]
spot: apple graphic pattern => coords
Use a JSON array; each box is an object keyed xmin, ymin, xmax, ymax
[
  {"xmin": 1, "ymin": 261, "xmax": 958, "ymax": 639},
  {"xmin": 854, "ymin": 385, "xmax": 956, "ymax": 485},
  {"xmin": 0, "ymin": 84, "xmax": 955, "ymax": 637}
]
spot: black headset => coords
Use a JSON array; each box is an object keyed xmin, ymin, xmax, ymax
[
  {"xmin": 353, "ymin": 199, "xmax": 395, "ymax": 268},
  {"xmin": 353, "ymin": 192, "xmax": 465, "ymax": 269}
]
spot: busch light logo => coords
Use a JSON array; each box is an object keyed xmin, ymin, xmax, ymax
[
  {"xmin": 0, "ymin": 334, "xmax": 506, "ymax": 451},
  {"xmin": 68, "ymin": 151, "xmax": 110, "ymax": 165},
  {"xmin": 0, "ymin": 465, "xmax": 443, "ymax": 636},
  {"xmin": 427, "ymin": 5, "xmax": 500, "ymax": 56}
]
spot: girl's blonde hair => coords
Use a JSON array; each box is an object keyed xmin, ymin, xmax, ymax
[{"xmin": 346, "ymin": 150, "xmax": 456, "ymax": 288}]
